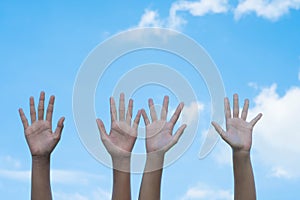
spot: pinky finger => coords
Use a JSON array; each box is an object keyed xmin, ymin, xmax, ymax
[
  {"xmin": 250, "ymin": 113, "xmax": 263, "ymax": 127},
  {"xmin": 211, "ymin": 121, "xmax": 226, "ymax": 138},
  {"xmin": 54, "ymin": 117, "xmax": 65, "ymax": 140},
  {"xmin": 18, "ymin": 108, "xmax": 29, "ymax": 129}
]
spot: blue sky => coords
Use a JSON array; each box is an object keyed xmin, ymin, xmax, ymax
[{"xmin": 1, "ymin": 0, "xmax": 300, "ymax": 199}]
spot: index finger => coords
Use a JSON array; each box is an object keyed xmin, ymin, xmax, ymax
[{"xmin": 169, "ymin": 102, "xmax": 184, "ymax": 125}]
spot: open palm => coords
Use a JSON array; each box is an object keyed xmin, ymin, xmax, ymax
[
  {"xmin": 19, "ymin": 92, "xmax": 65, "ymax": 157},
  {"xmin": 97, "ymin": 93, "xmax": 141, "ymax": 158},
  {"xmin": 142, "ymin": 96, "xmax": 187, "ymax": 155},
  {"xmin": 212, "ymin": 94, "xmax": 262, "ymax": 152}
]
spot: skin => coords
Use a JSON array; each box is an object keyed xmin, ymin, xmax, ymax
[
  {"xmin": 96, "ymin": 93, "xmax": 141, "ymax": 200},
  {"xmin": 138, "ymin": 96, "xmax": 187, "ymax": 200},
  {"xmin": 212, "ymin": 94, "xmax": 262, "ymax": 200},
  {"xmin": 19, "ymin": 91, "xmax": 65, "ymax": 200}
]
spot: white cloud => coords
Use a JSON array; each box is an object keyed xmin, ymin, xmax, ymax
[
  {"xmin": 137, "ymin": 0, "xmax": 229, "ymax": 30},
  {"xmin": 0, "ymin": 169, "xmax": 30, "ymax": 181},
  {"xmin": 54, "ymin": 192, "xmax": 89, "ymax": 200},
  {"xmin": 234, "ymin": 0, "xmax": 300, "ymax": 20},
  {"xmin": 248, "ymin": 84, "xmax": 300, "ymax": 178},
  {"xmin": 136, "ymin": 0, "xmax": 299, "ymax": 30},
  {"xmin": 180, "ymin": 182, "xmax": 233, "ymax": 200},
  {"xmin": 0, "ymin": 169, "xmax": 103, "ymax": 184},
  {"xmin": 270, "ymin": 167, "xmax": 292, "ymax": 179},
  {"xmin": 169, "ymin": 0, "xmax": 229, "ymax": 29},
  {"xmin": 54, "ymin": 188, "xmax": 110, "ymax": 200},
  {"xmin": 0, "ymin": 155, "xmax": 21, "ymax": 169},
  {"xmin": 181, "ymin": 101, "xmax": 205, "ymax": 126},
  {"xmin": 138, "ymin": 9, "xmax": 163, "ymax": 27}
]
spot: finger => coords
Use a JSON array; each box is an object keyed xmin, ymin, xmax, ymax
[
  {"xmin": 241, "ymin": 99, "xmax": 249, "ymax": 120},
  {"xmin": 29, "ymin": 96, "xmax": 36, "ymax": 124},
  {"xmin": 224, "ymin": 97, "xmax": 231, "ymax": 120},
  {"xmin": 168, "ymin": 124, "xmax": 187, "ymax": 149},
  {"xmin": 233, "ymin": 94, "xmax": 239, "ymax": 118},
  {"xmin": 126, "ymin": 99, "xmax": 133, "ymax": 125},
  {"xmin": 18, "ymin": 108, "xmax": 29, "ymax": 129},
  {"xmin": 110, "ymin": 97, "xmax": 117, "ymax": 122},
  {"xmin": 169, "ymin": 102, "xmax": 184, "ymax": 125},
  {"xmin": 141, "ymin": 109, "xmax": 150, "ymax": 126},
  {"xmin": 54, "ymin": 117, "xmax": 65, "ymax": 140},
  {"xmin": 160, "ymin": 96, "xmax": 169, "ymax": 120},
  {"xmin": 148, "ymin": 98, "xmax": 157, "ymax": 122},
  {"xmin": 119, "ymin": 93, "xmax": 125, "ymax": 121},
  {"xmin": 46, "ymin": 95, "xmax": 55, "ymax": 125},
  {"xmin": 211, "ymin": 121, "xmax": 226, "ymax": 139},
  {"xmin": 96, "ymin": 119, "xmax": 109, "ymax": 142},
  {"xmin": 250, "ymin": 113, "xmax": 263, "ymax": 127},
  {"xmin": 38, "ymin": 91, "xmax": 45, "ymax": 120},
  {"xmin": 132, "ymin": 110, "xmax": 142, "ymax": 130}
]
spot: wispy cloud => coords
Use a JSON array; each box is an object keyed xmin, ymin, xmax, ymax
[
  {"xmin": 181, "ymin": 101, "xmax": 205, "ymax": 126},
  {"xmin": 234, "ymin": 0, "xmax": 300, "ymax": 21},
  {"xmin": 137, "ymin": 0, "xmax": 229, "ymax": 30},
  {"xmin": 137, "ymin": 0, "xmax": 300, "ymax": 31},
  {"xmin": 138, "ymin": 9, "xmax": 163, "ymax": 27},
  {"xmin": 168, "ymin": 0, "xmax": 229, "ymax": 29},
  {"xmin": 0, "ymin": 155, "xmax": 21, "ymax": 169},
  {"xmin": 0, "ymin": 169, "xmax": 103, "ymax": 184},
  {"xmin": 54, "ymin": 188, "xmax": 110, "ymax": 200},
  {"xmin": 180, "ymin": 182, "xmax": 233, "ymax": 200}
]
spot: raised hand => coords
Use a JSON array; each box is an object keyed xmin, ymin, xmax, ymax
[
  {"xmin": 142, "ymin": 96, "xmax": 187, "ymax": 155},
  {"xmin": 212, "ymin": 94, "xmax": 262, "ymax": 152},
  {"xmin": 138, "ymin": 96, "xmax": 187, "ymax": 200},
  {"xmin": 19, "ymin": 91, "xmax": 65, "ymax": 157},
  {"xmin": 96, "ymin": 93, "xmax": 141, "ymax": 200},
  {"xmin": 19, "ymin": 91, "xmax": 65, "ymax": 200},
  {"xmin": 96, "ymin": 93, "xmax": 142, "ymax": 158}
]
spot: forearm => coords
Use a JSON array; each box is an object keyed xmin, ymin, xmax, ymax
[
  {"xmin": 233, "ymin": 151, "xmax": 256, "ymax": 200},
  {"xmin": 31, "ymin": 156, "xmax": 52, "ymax": 200},
  {"xmin": 138, "ymin": 154, "xmax": 164, "ymax": 200},
  {"xmin": 112, "ymin": 157, "xmax": 131, "ymax": 200}
]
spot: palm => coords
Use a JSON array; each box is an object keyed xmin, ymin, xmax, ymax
[
  {"xmin": 97, "ymin": 94, "xmax": 141, "ymax": 158},
  {"xmin": 25, "ymin": 121, "xmax": 59, "ymax": 156},
  {"xmin": 19, "ymin": 92, "xmax": 65, "ymax": 157},
  {"xmin": 225, "ymin": 118, "xmax": 253, "ymax": 151},
  {"xmin": 142, "ymin": 97, "xmax": 187, "ymax": 155},
  {"xmin": 212, "ymin": 94, "xmax": 262, "ymax": 152},
  {"xmin": 106, "ymin": 121, "xmax": 137, "ymax": 156},
  {"xmin": 146, "ymin": 120, "xmax": 173, "ymax": 153}
]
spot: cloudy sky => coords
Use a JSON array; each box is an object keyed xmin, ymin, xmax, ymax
[{"xmin": 1, "ymin": 0, "xmax": 300, "ymax": 199}]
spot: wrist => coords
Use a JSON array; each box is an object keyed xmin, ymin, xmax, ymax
[
  {"xmin": 232, "ymin": 150, "xmax": 251, "ymax": 160},
  {"xmin": 32, "ymin": 155, "xmax": 50, "ymax": 162},
  {"xmin": 112, "ymin": 156, "xmax": 131, "ymax": 172},
  {"xmin": 144, "ymin": 152, "xmax": 165, "ymax": 172}
]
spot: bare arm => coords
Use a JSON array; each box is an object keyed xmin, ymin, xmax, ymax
[
  {"xmin": 96, "ymin": 93, "xmax": 141, "ymax": 200},
  {"xmin": 212, "ymin": 94, "xmax": 262, "ymax": 200},
  {"xmin": 138, "ymin": 96, "xmax": 187, "ymax": 200},
  {"xmin": 19, "ymin": 91, "xmax": 65, "ymax": 200}
]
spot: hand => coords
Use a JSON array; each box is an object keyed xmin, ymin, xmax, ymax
[
  {"xmin": 96, "ymin": 93, "xmax": 142, "ymax": 159},
  {"xmin": 141, "ymin": 96, "xmax": 187, "ymax": 156},
  {"xmin": 212, "ymin": 94, "xmax": 262, "ymax": 153},
  {"xmin": 18, "ymin": 91, "xmax": 65, "ymax": 158}
]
